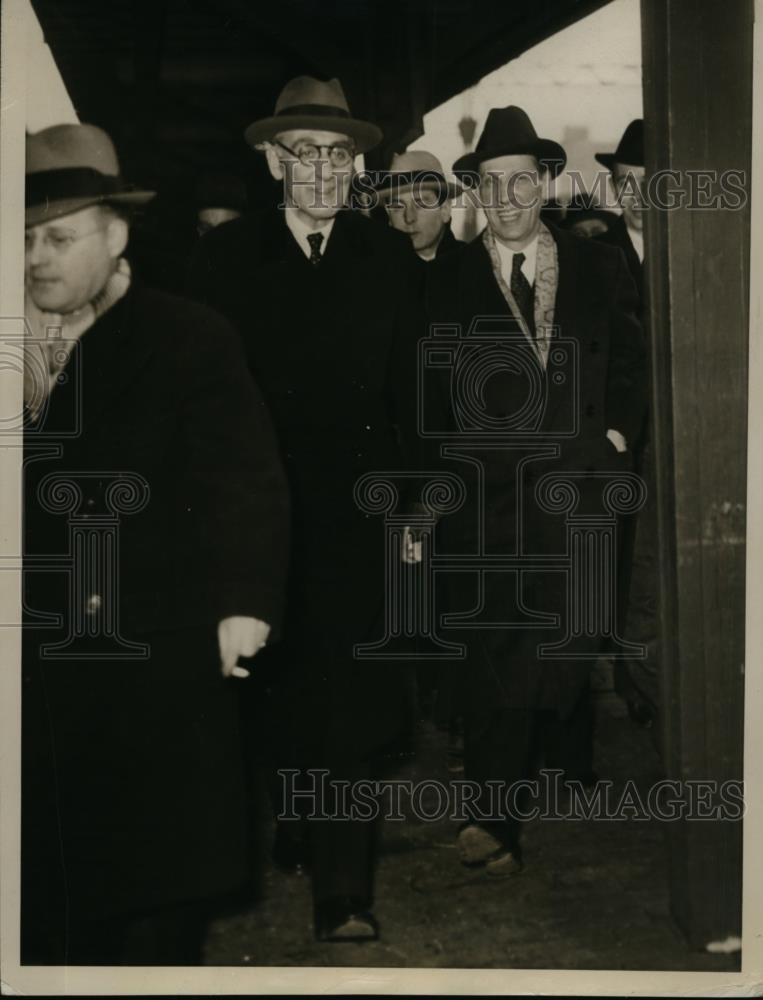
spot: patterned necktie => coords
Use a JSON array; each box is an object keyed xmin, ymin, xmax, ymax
[
  {"xmin": 307, "ymin": 231, "xmax": 324, "ymax": 266},
  {"xmin": 510, "ymin": 252, "xmax": 535, "ymax": 337}
]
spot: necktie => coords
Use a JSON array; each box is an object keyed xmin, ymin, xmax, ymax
[
  {"xmin": 307, "ymin": 231, "xmax": 324, "ymax": 266},
  {"xmin": 510, "ymin": 252, "xmax": 535, "ymax": 337}
]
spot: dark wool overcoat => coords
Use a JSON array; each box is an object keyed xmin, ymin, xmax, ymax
[
  {"xmin": 423, "ymin": 223, "xmax": 647, "ymax": 718},
  {"xmin": 188, "ymin": 209, "xmax": 423, "ymax": 758},
  {"xmin": 22, "ymin": 283, "xmax": 290, "ymax": 940}
]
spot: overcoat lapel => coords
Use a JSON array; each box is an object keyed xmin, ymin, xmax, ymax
[
  {"xmin": 44, "ymin": 290, "xmax": 156, "ymax": 433},
  {"xmin": 539, "ymin": 227, "xmax": 586, "ymax": 434}
]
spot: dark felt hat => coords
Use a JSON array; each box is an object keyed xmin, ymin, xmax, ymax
[
  {"xmin": 452, "ymin": 105, "xmax": 566, "ymax": 177},
  {"xmin": 595, "ymin": 119, "xmax": 644, "ymax": 169},
  {"xmin": 26, "ymin": 123, "xmax": 155, "ymax": 227}
]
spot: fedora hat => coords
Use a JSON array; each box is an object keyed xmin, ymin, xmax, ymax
[
  {"xmin": 453, "ymin": 106, "xmax": 566, "ymax": 177},
  {"xmin": 375, "ymin": 150, "xmax": 463, "ymax": 202},
  {"xmin": 244, "ymin": 76, "xmax": 382, "ymax": 154},
  {"xmin": 595, "ymin": 119, "xmax": 644, "ymax": 169},
  {"xmin": 26, "ymin": 123, "xmax": 156, "ymax": 227}
]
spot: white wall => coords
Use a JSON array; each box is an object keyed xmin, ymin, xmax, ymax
[{"xmin": 409, "ymin": 0, "xmax": 642, "ymax": 238}]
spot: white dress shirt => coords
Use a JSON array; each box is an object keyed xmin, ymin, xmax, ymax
[
  {"xmin": 494, "ymin": 234, "xmax": 538, "ymax": 289},
  {"xmin": 285, "ymin": 207, "xmax": 335, "ymax": 258}
]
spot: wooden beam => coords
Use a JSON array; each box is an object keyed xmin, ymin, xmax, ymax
[{"xmin": 641, "ymin": 0, "xmax": 751, "ymax": 949}]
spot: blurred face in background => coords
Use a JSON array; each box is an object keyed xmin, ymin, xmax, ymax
[
  {"xmin": 384, "ymin": 188, "xmax": 451, "ymax": 257},
  {"xmin": 197, "ymin": 206, "xmax": 242, "ymax": 236},
  {"xmin": 613, "ymin": 163, "xmax": 646, "ymax": 231},
  {"xmin": 266, "ymin": 128, "xmax": 355, "ymax": 228},
  {"xmin": 25, "ymin": 204, "xmax": 127, "ymax": 314},
  {"xmin": 479, "ymin": 154, "xmax": 547, "ymax": 249}
]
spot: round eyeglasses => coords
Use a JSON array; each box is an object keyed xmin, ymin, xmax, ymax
[{"xmin": 275, "ymin": 139, "xmax": 356, "ymax": 168}]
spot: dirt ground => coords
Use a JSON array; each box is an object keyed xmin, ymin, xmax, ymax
[{"xmin": 204, "ymin": 683, "xmax": 741, "ymax": 973}]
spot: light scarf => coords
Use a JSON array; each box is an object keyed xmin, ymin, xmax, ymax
[
  {"xmin": 481, "ymin": 222, "xmax": 559, "ymax": 370},
  {"xmin": 24, "ymin": 257, "xmax": 131, "ymax": 422}
]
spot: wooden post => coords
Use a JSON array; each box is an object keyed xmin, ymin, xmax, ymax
[{"xmin": 641, "ymin": 0, "xmax": 751, "ymax": 948}]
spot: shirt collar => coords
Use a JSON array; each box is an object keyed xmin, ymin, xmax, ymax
[
  {"xmin": 493, "ymin": 233, "xmax": 539, "ymax": 285},
  {"xmin": 284, "ymin": 207, "xmax": 336, "ymax": 259}
]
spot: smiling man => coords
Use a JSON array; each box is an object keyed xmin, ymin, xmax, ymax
[
  {"xmin": 424, "ymin": 105, "xmax": 647, "ymax": 878},
  {"xmin": 189, "ymin": 76, "xmax": 422, "ymax": 944}
]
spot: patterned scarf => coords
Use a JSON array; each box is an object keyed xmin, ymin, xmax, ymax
[
  {"xmin": 481, "ymin": 222, "xmax": 559, "ymax": 370},
  {"xmin": 24, "ymin": 257, "xmax": 132, "ymax": 422}
]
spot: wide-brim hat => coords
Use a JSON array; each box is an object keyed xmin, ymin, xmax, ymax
[
  {"xmin": 244, "ymin": 76, "xmax": 382, "ymax": 154},
  {"xmin": 453, "ymin": 105, "xmax": 566, "ymax": 177},
  {"xmin": 26, "ymin": 123, "xmax": 156, "ymax": 227},
  {"xmin": 375, "ymin": 150, "xmax": 463, "ymax": 201},
  {"xmin": 595, "ymin": 119, "xmax": 644, "ymax": 169}
]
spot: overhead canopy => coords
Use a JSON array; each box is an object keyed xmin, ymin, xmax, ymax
[{"xmin": 30, "ymin": 0, "xmax": 613, "ymax": 188}]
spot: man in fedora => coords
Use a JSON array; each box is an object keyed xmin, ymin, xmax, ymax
[
  {"xmin": 595, "ymin": 118, "xmax": 660, "ymax": 732},
  {"xmin": 423, "ymin": 106, "xmax": 647, "ymax": 874},
  {"xmin": 376, "ymin": 150, "xmax": 464, "ymax": 261},
  {"xmin": 22, "ymin": 123, "xmax": 289, "ymax": 964},
  {"xmin": 595, "ymin": 119, "xmax": 645, "ymax": 303},
  {"xmin": 189, "ymin": 76, "xmax": 422, "ymax": 943}
]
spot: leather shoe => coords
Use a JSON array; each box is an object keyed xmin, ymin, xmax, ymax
[
  {"xmin": 457, "ymin": 824, "xmax": 523, "ymax": 877},
  {"xmin": 314, "ymin": 897, "xmax": 379, "ymax": 943}
]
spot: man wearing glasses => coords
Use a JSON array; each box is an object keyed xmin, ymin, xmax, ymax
[
  {"xmin": 190, "ymin": 76, "xmax": 422, "ymax": 943},
  {"xmin": 22, "ymin": 123, "xmax": 289, "ymax": 964},
  {"xmin": 423, "ymin": 106, "xmax": 647, "ymax": 877}
]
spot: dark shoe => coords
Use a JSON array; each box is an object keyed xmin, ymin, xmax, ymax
[
  {"xmin": 271, "ymin": 822, "xmax": 310, "ymax": 875},
  {"xmin": 314, "ymin": 898, "xmax": 379, "ymax": 943}
]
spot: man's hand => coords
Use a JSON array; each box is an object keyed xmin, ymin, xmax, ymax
[
  {"xmin": 218, "ymin": 616, "xmax": 271, "ymax": 678},
  {"xmin": 606, "ymin": 428, "xmax": 628, "ymax": 453},
  {"xmin": 402, "ymin": 526, "xmax": 423, "ymax": 565}
]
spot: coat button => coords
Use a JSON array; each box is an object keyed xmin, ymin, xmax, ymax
[
  {"xmin": 585, "ymin": 404, "xmax": 595, "ymax": 417},
  {"xmin": 85, "ymin": 593, "xmax": 102, "ymax": 616}
]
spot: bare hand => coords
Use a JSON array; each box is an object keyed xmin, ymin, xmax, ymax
[
  {"xmin": 402, "ymin": 526, "xmax": 423, "ymax": 565},
  {"xmin": 218, "ymin": 616, "xmax": 270, "ymax": 678}
]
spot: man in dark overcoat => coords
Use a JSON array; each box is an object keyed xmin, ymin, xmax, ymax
[
  {"xmin": 595, "ymin": 118, "xmax": 659, "ymax": 729},
  {"xmin": 189, "ymin": 76, "xmax": 422, "ymax": 942},
  {"xmin": 423, "ymin": 106, "xmax": 647, "ymax": 874},
  {"xmin": 21, "ymin": 123, "xmax": 289, "ymax": 965},
  {"xmin": 595, "ymin": 119, "xmax": 645, "ymax": 305}
]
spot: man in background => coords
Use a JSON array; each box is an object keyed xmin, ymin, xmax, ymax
[
  {"xmin": 376, "ymin": 150, "xmax": 463, "ymax": 261},
  {"xmin": 596, "ymin": 118, "xmax": 659, "ymax": 731},
  {"xmin": 595, "ymin": 119, "xmax": 645, "ymax": 303},
  {"xmin": 195, "ymin": 170, "xmax": 248, "ymax": 236}
]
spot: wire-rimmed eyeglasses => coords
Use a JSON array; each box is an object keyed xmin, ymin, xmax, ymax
[{"xmin": 275, "ymin": 139, "xmax": 356, "ymax": 168}]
